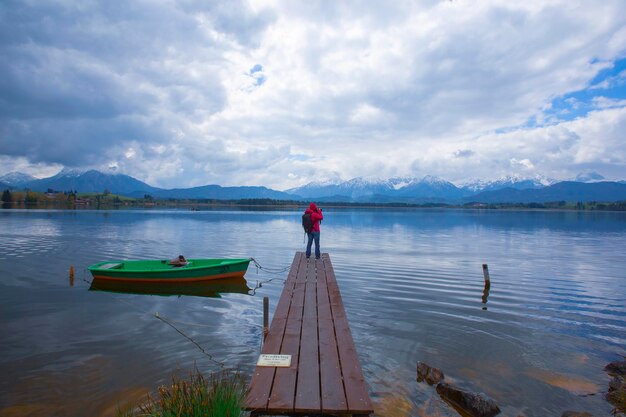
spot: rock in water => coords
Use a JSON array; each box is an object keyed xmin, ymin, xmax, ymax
[
  {"xmin": 436, "ymin": 382, "xmax": 500, "ymax": 417},
  {"xmin": 609, "ymin": 375, "xmax": 626, "ymax": 392},
  {"xmin": 606, "ymin": 376, "xmax": 626, "ymax": 414},
  {"xmin": 604, "ymin": 360, "xmax": 626, "ymax": 376},
  {"xmin": 416, "ymin": 362, "xmax": 445, "ymax": 385}
]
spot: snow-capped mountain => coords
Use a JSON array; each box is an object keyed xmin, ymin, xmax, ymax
[
  {"xmin": 285, "ymin": 178, "xmax": 343, "ymax": 198},
  {"xmin": 288, "ymin": 176, "xmax": 390, "ymax": 199},
  {"xmin": 335, "ymin": 177, "xmax": 394, "ymax": 198},
  {"xmin": 388, "ymin": 177, "xmax": 420, "ymax": 190},
  {"xmin": 288, "ymin": 175, "xmax": 464, "ymax": 200},
  {"xmin": 0, "ymin": 172, "xmax": 37, "ymax": 186},
  {"xmin": 460, "ymin": 175, "xmax": 555, "ymax": 193},
  {"xmin": 396, "ymin": 175, "xmax": 465, "ymax": 199}
]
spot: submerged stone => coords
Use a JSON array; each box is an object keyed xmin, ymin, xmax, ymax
[
  {"xmin": 435, "ymin": 382, "xmax": 500, "ymax": 417},
  {"xmin": 609, "ymin": 376, "xmax": 626, "ymax": 392},
  {"xmin": 604, "ymin": 360, "xmax": 626, "ymax": 376},
  {"xmin": 416, "ymin": 361, "xmax": 445, "ymax": 385},
  {"xmin": 606, "ymin": 376, "xmax": 626, "ymax": 414}
]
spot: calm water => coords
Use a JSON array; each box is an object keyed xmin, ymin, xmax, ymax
[{"xmin": 1, "ymin": 208, "xmax": 625, "ymax": 417}]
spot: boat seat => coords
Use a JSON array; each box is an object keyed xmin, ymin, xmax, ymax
[{"xmin": 99, "ymin": 263, "xmax": 122, "ymax": 269}]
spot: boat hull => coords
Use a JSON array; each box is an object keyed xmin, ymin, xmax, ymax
[{"xmin": 88, "ymin": 258, "xmax": 251, "ymax": 283}]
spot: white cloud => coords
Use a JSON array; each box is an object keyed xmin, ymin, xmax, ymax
[
  {"xmin": 592, "ymin": 96, "xmax": 626, "ymax": 109},
  {"xmin": 349, "ymin": 103, "xmax": 394, "ymax": 125},
  {"xmin": 510, "ymin": 158, "xmax": 535, "ymax": 170},
  {"xmin": 1, "ymin": 0, "xmax": 625, "ymax": 189}
]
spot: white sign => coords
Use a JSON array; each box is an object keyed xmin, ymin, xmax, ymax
[{"xmin": 257, "ymin": 354, "xmax": 292, "ymax": 367}]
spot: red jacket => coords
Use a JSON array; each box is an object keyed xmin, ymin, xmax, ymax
[{"xmin": 305, "ymin": 202, "xmax": 324, "ymax": 232}]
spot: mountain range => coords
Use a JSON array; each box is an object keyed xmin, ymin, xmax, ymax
[{"xmin": 1, "ymin": 169, "xmax": 625, "ymax": 204}]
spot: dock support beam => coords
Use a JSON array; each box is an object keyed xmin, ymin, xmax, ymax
[
  {"xmin": 481, "ymin": 264, "xmax": 491, "ymax": 309},
  {"xmin": 263, "ymin": 296, "xmax": 269, "ymax": 340},
  {"xmin": 482, "ymin": 263, "xmax": 490, "ymax": 284}
]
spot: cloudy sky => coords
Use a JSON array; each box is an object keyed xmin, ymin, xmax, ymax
[{"xmin": 1, "ymin": 0, "xmax": 625, "ymax": 189}]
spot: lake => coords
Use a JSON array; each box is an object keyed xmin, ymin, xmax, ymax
[{"xmin": 1, "ymin": 208, "xmax": 625, "ymax": 416}]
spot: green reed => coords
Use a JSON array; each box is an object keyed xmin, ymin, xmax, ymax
[{"xmin": 118, "ymin": 369, "xmax": 246, "ymax": 417}]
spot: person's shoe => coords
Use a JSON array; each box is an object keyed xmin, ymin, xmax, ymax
[{"xmin": 315, "ymin": 257, "xmax": 320, "ymax": 259}]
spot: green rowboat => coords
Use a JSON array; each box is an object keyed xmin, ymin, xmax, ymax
[{"xmin": 88, "ymin": 258, "xmax": 251, "ymax": 283}]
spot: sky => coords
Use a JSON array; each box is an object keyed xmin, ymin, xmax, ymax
[{"xmin": 1, "ymin": 0, "xmax": 625, "ymax": 190}]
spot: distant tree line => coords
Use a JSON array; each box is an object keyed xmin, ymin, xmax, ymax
[{"xmin": 2, "ymin": 190, "xmax": 626, "ymax": 211}]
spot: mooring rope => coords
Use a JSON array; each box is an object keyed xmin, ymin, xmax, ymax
[
  {"xmin": 250, "ymin": 257, "xmax": 291, "ymax": 275},
  {"xmin": 248, "ymin": 277, "xmax": 286, "ymax": 296},
  {"xmin": 247, "ymin": 257, "xmax": 290, "ymax": 294},
  {"xmin": 154, "ymin": 312, "xmax": 225, "ymax": 367}
]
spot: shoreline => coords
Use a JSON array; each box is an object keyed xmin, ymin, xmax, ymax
[{"xmin": 2, "ymin": 198, "xmax": 626, "ymax": 212}]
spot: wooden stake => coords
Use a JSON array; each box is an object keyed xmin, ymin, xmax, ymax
[
  {"xmin": 263, "ymin": 296, "xmax": 269, "ymax": 340},
  {"xmin": 69, "ymin": 265, "xmax": 75, "ymax": 286},
  {"xmin": 482, "ymin": 263, "xmax": 490, "ymax": 283}
]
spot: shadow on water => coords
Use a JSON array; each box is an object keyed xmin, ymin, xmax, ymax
[{"xmin": 88, "ymin": 276, "xmax": 251, "ymax": 298}]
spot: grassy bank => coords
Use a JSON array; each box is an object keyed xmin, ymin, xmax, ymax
[{"xmin": 118, "ymin": 370, "xmax": 246, "ymax": 417}]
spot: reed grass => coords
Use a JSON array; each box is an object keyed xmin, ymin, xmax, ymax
[{"xmin": 118, "ymin": 369, "xmax": 246, "ymax": 417}]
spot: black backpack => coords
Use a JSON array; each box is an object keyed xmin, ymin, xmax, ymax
[{"xmin": 302, "ymin": 212, "xmax": 313, "ymax": 233}]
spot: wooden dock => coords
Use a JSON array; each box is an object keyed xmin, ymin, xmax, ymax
[{"xmin": 245, "ymin": 252, "xmax": 373, "ymax": 416}]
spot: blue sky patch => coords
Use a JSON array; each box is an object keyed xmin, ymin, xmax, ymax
[
  {"xmin": 248, "ymin": 64, "xmax": 266, "ymax": 86},
  {"xmin": 532, "ymin": 57, "xmax": 626, "ymax": 126}
]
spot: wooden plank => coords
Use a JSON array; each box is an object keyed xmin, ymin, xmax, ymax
[
  {"xmin": 245, "ymin": 252, "xmax": 302, "ymax": 412},
  {"xmin": 334, "ymin": 317, "xmax": 372, "ymax": 414},
  {"xmin": 245, "ymin": 316, "xmax": 287, "ymax": 411},
  {"xmin": 324, "ymin": 259, "xmax": 348, "ymax": 321},
  {"xmin": 321, "ymin": 254, "xmax": 371, "ymax": 414},
  {"xmin": 302, "ymin": 267, "xmax": 317, "ymax": 319},
  {"xmin": 295, "ymin": 278, "xmax": 320, "ymax": 412},
  {"xmin": 318, "ymin": 317, "xmax": 348, "ymax": 413},
  {"xmin": 316, "ymin": 260, "xmax": 332, "ymax": 320},
  {"xmin": 314, "ymin": 256, "xmax": 347, "ymax": 411},
  {"xmin": 323, "ymin": 255, "xmax": 371, "ymax": 412},
  {"xmin": 266, "ymin": 278, "xmax": 306, "ymax": 411},
  {"xmin": 299, "ymin": 254, "xmax": 313, "ymax": 282},
  {"xmin": 266, "ymin": 317, "xmax": 302, "ymax": 411},
  {"xmin": 272, "ymin": 253, "xmax": 304, "ymax": 320}
]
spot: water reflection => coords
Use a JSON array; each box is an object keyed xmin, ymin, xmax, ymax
[{"xmin": 89, "ymin": 276, "xmax": 251, "ymax": 298}]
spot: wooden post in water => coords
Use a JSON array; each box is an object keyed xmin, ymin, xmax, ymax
[
  {"xmin": 69, "ymin": 265, "xmax": 75, "ymax": 286},
  {"xmin": 481, "ymin": 264, "xmax": 491, "ymax": 309},
  {"xmin": 482, "ymin": 263, "xmax": 490, "ymax": 284},
  {"xmin": 263, "ymin": 296, "xmax": 269, "ymax": 340}
]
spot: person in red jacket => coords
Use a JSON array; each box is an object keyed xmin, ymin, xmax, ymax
[{"xmin": 305, "ymin": 202, "xmax": 324, "ymax": 259}]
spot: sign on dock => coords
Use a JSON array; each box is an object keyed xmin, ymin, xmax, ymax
[{"xmin": 256, "ymin": 354, "xmax": 292, "ymax": 367}]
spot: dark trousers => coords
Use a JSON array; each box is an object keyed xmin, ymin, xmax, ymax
[{"xmin": 306, "ymin": 231, "xmax": 320, "ymax": 259}]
